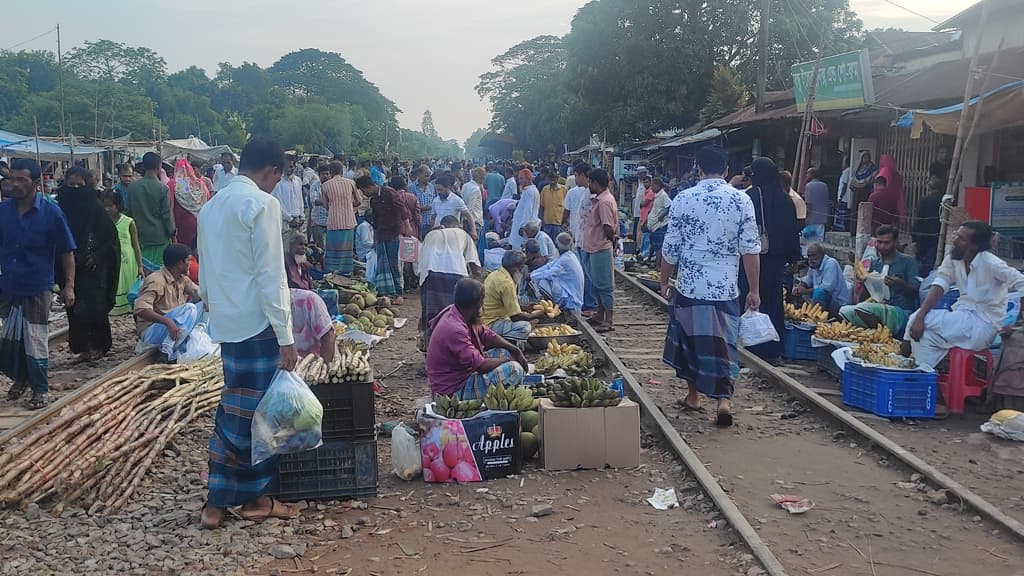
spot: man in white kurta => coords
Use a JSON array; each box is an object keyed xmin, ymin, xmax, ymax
[{"xmin": 509, "ymin": 169, "xmax": 540, "ymax": 250}]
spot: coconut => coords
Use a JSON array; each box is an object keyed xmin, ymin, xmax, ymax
[
  {"xmin": 364, "ymin": 293, "xmax": 378, "ymax": 307},
  {"xmin": 520, "ymin": 410, "xmax": 539, "ymax": 432},
  {"xmin": 520, "ymin": 431, "xmax": 538, "ymax": 459},
  {"xmin": 350, "ymin": 294, "xmax": 365, "ymax": 309},
  {"xmin": 343, "ymin": 304, "xmax": 362, "ymax": 317}
]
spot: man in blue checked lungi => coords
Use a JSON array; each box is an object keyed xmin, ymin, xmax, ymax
[
  {"xmin": 197, "ymin": 137, "xmax": 299, "ymax": 529},
  {"xmin": 659, "ymin": 145, "xmax": 762, "ymax": 427}
]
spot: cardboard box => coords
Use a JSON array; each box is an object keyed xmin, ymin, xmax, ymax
[
  {"xmin": 418, "ymin": 404, "xmax": 522, "ymax": 483},
  {"xmin": 538, "ymin": 398, "xmax": 640, "ymax": 470}
]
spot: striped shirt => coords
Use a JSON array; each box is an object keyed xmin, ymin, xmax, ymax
[{"xmin": 321, "ymin": 176, "xmax": 362, "ymax": 230}]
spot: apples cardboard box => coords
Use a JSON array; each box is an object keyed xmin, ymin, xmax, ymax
[
  {"xmin": 418, "ymin": 404, "xmax": 522, "ymax": 483},
  {"xmin": 538, "ymin": 398, "xmax": 640, "ymax": 470}
]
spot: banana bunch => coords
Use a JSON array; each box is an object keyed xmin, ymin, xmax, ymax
[
  {"xmin": 484, "ymin": 383, "xmax": 541, "ymax": 412},
  {"xmin": 546, "ymin": 340, "xmax": 582, "ymax": 356},
  {"xmin": 434, "ymin": 395, "xmax": 484, "ymax": 419},
  {"xmin": 815, "ymin": 322, "xmax": 899, "ymax": 351},
  {"xmin": 548, "ymin": 377, "xmax": 620, "ymax": 408},
  {"xmin": 534, "ymin": 350, "xmax": 594, "ymax": 376},
  {"xmin": 532, "ymin": 300, "xmax": 562, "ymax": 318},
  {"xmin": 784, "ymin": 302, "xmax": 829, "ymax": 323},
  {"xmin": 532, "ymin": 324, "xmax": 578, "ymax": 337},
  {"xmin": 640, "ymin": 270, "xmax": 660, "ymax": 280},
  {"xmin": 852, "ymin": 344, "xmax": 916, "ymax": 368},
  {"xmin": 296, "ymin": 341, "xmax": 372, "ymax": 385}
]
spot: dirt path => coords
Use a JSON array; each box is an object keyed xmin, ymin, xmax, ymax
[{"xmin": 593, "ymin": 285, "xmax": 1024, "ymax": 575}]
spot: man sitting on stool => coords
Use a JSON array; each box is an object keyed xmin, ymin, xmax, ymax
[
  {"xmin": 839, "ymin": 225, "xmax": 919, "ymax": 336},
  {"xmin": 907, "ymin": 221, "xmax": 1024, "ymax": 370},
  {"xmin": 134, "ymin": 243, "xmax": 202, "ymax": 359},
  {"xmin": 793, "ymin": 242, "xmax": 850, "ymax": 315}
]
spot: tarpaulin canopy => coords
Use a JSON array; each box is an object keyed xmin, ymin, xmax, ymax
[
  {"xmin": 895, "ymin": 80, "xmax": 1024, "ymax": 138},
  {"xmin": 160, "ymin": 136, "xmax": 232, "ymax": 162},
  {"xmin": 0, "ymin": 129, "xmax": 106, "ymax": 161}
]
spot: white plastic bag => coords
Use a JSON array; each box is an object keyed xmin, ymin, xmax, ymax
[
  {"xmin": 392, "ymin": 425, "xmax": 422, "ymax": 480},
  {"xmin": 251, "ymin": 370, "xmax": 324, "ymax": 465},
  {"xmin": 863, "ymin": 272, "xmax": 890, "ymax": 303},
  {"xmin": 175, "ymin": 324, "xmax": 220, "ymax": 364},
  {"xmin": 738, "ymin": 310, "xmax": 780, "ymax": 347},
  {"xmin": 980, "ymin": 410, "xmax": 1024, "ymax": 442}
]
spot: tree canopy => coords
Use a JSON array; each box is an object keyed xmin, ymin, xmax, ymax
[
  {"xmin": 0, "ymin": 42, "xmax": 458, "ymax": 159},
  {"xmin": 478, "ymin": 0, "xmax": 863, "ymax": 154}
]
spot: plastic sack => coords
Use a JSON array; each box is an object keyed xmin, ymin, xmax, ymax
[
  {"xmin": 392, "ymin": 424, "xmax": 422, "ymax": 481},
  {"xmin": 863, "ymin": 272, "xmax": 890, "ymax": 303},
  {"xmin": 251, "ymin": 369, "xmax": 324, "ymax": 465},
  {"xmin": 175, "ymin": 324, "xmax": 219, "ymax": 364},
  {"xmin": 980, "ymin": 410, "xmax": 1024, "ymax": 442},
  {"xmin": 738, "ymin": 310, "xmax": 780, "ymax": 347}
]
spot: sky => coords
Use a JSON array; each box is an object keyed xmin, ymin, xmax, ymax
[{"xmin": 4, "ymin": 0, "xmax": 977, "ymax": 145}]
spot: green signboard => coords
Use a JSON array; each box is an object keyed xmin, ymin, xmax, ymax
[{"xmin": 791, "ymin": 49, "xmax": 874, "ymax": 112}]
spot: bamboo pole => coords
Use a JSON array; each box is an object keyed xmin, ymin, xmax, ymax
[
  {"xmin": 936, "ymin": 0, "xmax": 990, "ymax": 269},
  {"xmin": 796, "ymin": 51, "xmax": 823, "ymax": 197}
]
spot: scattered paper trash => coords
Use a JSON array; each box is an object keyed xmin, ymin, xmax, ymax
[
  {"xmin": 771, "ymin": 493, "xmax": 815, "ymax": 514},
  {"xmin": 647, "ymin": 488, "xmax": 679, "ymax": 510}
]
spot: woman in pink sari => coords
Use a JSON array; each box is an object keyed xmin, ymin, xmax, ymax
[
  {"xmin": 869, "ymin": 154, "xmax": 904, "ymax": 232},
  {"xmin": 167, "ymin": 158, "xmax": 211, "ymax": 249}
]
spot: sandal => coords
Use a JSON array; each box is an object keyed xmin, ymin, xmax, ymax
[
  {"xmin": 27, "ymin": 393, "xmax": 49, "ymax": 411},
  {"xmin": 715, "ymin": 410, "xmax": 734, "ymax": 427},
  {"xmin": 585, "ymin": 316, "xmax": 604, "ymax": 326},
  {"xmin": 239, "ymin": 497, "xmax": 299, "ymax": 522},
  {"xmin": 7, "ymin": 381, "xmax": 28, "ymax": 401},
  {"xmin": 594, "ymin": 324, "xmax": 615, "ymax": 333},
  {"xmin": 675, "ymin": 399, "xmax": 705, "ymax": 412}
]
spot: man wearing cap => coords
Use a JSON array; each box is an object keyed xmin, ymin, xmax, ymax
[
  {"xmin": 483, "ymin": 232, "xmax": 506, "ymax": 272},
  {"xmin": 527, "ymin": 233, "xmax": 584, "ymax": 312}
]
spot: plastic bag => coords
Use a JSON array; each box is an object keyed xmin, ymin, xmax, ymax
[
  {"xmin": 398, "ymin": 235, "xmax": 419, "ymax": 263},
  {"xmin": 863, "ymin": 272, "xmax": 890, "ymax": 303},
  {"xmin": 251, "ymin": 370, "xmax": 324, "ymax": 465},
  {"xmin": 175, "ymin": 324, "xmax": 219, "ymax": 364},
  {"xmin": 980, "ymin": 410, "xmax": 1024, "ymax": 442},
  {"xmin": 738, "ymin": 310, "xmax": 780, "ymax": 347},
  {"xmin": 392, "ymin": 424, "xmax": 422, "ymax": 481}
]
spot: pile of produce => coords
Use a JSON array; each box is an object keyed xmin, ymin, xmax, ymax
[
  {"xmin": 852, "ymin": 344, "xmax": 917, "ymax": 368},
  {"xmin": 534, "ymin": 346, "xmax": 594, "ymax": 376},
  {"xmin": 638, "ymin": 270, "xmax": 660, "ymax": 281},
  {"xmin": 815, "ymin": 322, "xmax": 899, "ymax": 352},
  {"xmin": 432, "ymin": 384, "xmax": 541, "ymax": 458},
  {"xmin": 531, "ymin": 300, "xmax": 562, "ymax": 318},
  {"xmin": 483, "ymin": 383, "xmax": 540, "ymax": 412},
  {"xmin": 545, "ymin": 376, "xmax": 620, "ymax": 408},
  {"xmin": 338, "ymin": 283, "xmax": 396, "ymax": 337},
  {"xmin": 296, "ymin": 341, "xmax": 372, "ymax": 384},
  {"xmin": 432, "ymin": 396, "xmax": 484, "ymax": 419},
  {"xmin": 531, "ymin": 324, "xmax": 579, "ymax": 337},
  {"xmin": 0, "ymin": 358, "xmax": 224, "ymax": 512},
  {"xmin": 784, "ymin": 302, "xmax": 829, "ymax": 323}
]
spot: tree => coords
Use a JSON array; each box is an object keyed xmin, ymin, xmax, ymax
[
  {"xmin": 701, "ymin": 65, "xmax": 748, "ymax": 124},
  {"xmin": 65, "ymin": 40, "xmax": 167, "ymax": 88},
  {"xmin": 269, "ymin": 49, "xmax": 398, "ymax": 122},
  {"xmin": 421, "ymin": 110, "xmax": 437, "ymax": 140},
  {"xmin": 464, "ymin": 128, "xmax": 489, "ymax": 161}
]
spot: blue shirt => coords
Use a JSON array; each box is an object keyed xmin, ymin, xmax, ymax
[
  {"xmin": 801, "ymin": 254, "xmax": 851, "ymax": 307},
  {"xmin": 408, "ymin": 180, "xmax": 436, "ymax": 229},
  {"xmin": 530, "ymin": 250, "xmax": 584, "ymax": 311},
  {"xmin": 0, "ymin": 193, "xmax": 76, "ymax": 297}
]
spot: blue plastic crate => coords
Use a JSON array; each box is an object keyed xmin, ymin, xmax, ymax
[
  {"xmin": 267, "ymin": 437, "xmax": 378, "ymax": 502},
  {"xmin": 841, "ymin": 362, "xmax": 936, "ymax": 418},
  {"xmin": 816, "ymin": 345, "xmax": 842, "ymax": 381},
  {"xmin": 783, "ymin": 325, "xmax": 817, "ymax": 361}
]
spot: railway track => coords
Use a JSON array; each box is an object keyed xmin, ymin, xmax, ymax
[{"xmin": 570, "ymin": 270, "xmax": 1024, "ymax": 576}]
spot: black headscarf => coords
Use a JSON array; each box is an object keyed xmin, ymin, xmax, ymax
[
  {"xmin": 55, "ymin": 168, "xmax": 120, "ymax": 313},
  {"xmin": 748, "ymin": 157, "xmax": 800, "ymax": 263}
]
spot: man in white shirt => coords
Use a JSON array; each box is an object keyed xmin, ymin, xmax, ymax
[
  {"xmin": 213, "ymin": 151, "xmax": 237, "ymax": 193},
  {"xmin": 528, "ymin": 232, "xmax": 585, "ymax": 312},
  {"xmin": 430, "ymin": 175, "xmax": 471, "ymax": 229},
  {"xmin": 562, "ymin": 163, "xmax": 596, "ymax": 311},
  {"xmin": 907, "ymin": 221, "xmax": 1024, "ymax": 370},
  {"xmin": 501, "ymin": 167, "xmax": 517, "ymax": 200},
  {"xmin": 646, "ymin": 177, "xmax": 671, "ymax": 265},
  {"xmin": 520, "ymin": 219, "xmax": 557, "ymax": 259},
  {"xmin": 272, "ymin": 160, "xmax": 305, "ymax": 232},
  {"xmin": 659, "ymin": 145, "xmax": 761, "ymax": 427},
  {"xmin": 460, "ymin": 167, "xmax": 486, "ymax": 232},
  {"xmin": 416, "ymin": 215, "xmax": 482, "ymax": 342},
  {"xmin": 198, "ymin": 136, "xmax": 298, "ymax": 530},
  {"xmin": 509, "ymin": 169, "xmax": 540, "ymax": 249},
  {"xmin": 483, "ymin": 232, "xmax": 506, "ymax": 271}
]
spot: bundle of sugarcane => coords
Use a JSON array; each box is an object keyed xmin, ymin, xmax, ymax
[
  {"xmin": 0, "ymin": 357, "xmax": 224, "ymax": 513},
  {"xmin": 295, "ymin": 341, "xmax": 372, "ymax": 384}
]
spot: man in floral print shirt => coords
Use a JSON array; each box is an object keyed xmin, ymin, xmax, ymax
[{"xmin": 658, "ymin": 145, "xmax": 761, "ymax": 427}]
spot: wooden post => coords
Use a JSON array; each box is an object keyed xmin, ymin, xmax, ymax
[
  {"xmin": 855, "ymin": 201, "xmax": 873, "ymax": 259},
  {"xmin": 796, "ymin": 52, "xmax": 822, "ymax": 196},
  {"xmin": 936, "ymin": 0, "xmax": 990, "ymax": 269}
]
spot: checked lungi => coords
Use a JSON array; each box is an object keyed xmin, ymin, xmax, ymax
[
  {"xmin": 0, "ymin": 293, "xmax": 52, "ymax": 394},
  {"xmin": 325, "ymin": 229, "xmax": 355, "ymax": 275},
  {"xmin": 455, "ymin": 349, "xmax": 525, "ymax": 400},
  {"xmin": 207, "ymin": 327, "xmax": 280, "ymax": 508},
  {"xmin": 373, "ymin": 239, "xmax": 403, "ymax": 297},
  {"xmin": 662, "ymin": 292, "xmax": 741, "ymax": 399}
]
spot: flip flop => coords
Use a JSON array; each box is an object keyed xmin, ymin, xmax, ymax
[
  {"xmin": 27, "ymin": 393, "xmax": 48, "ymax": 411},
  {"xmin": 239, "ymin": 498, "xmax": 299, "ymax": 522},
  {"xmin": 6, "ymin": 381, "xmax": 28, "ymax": 401},
  {"xmin": 585, "ymin": 316, "xmax": 604, "ymax": 326},
  {"xmin": 715, "ymin": 411, "xmax": 734, "ymax": 427},
  {"xmin": 675, "ymin": 399, "xmax": 705, "ymax": 413},
  {"xmin": 594, "ymin": 324, "xmax": 615, "ymax": 333}
]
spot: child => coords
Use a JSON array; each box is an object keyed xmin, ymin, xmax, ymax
[{"xmin": 101, "ymin": 190, "xmax": 144, "ymax": 315}]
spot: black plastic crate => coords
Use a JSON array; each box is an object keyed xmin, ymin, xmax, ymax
[
  {"xmin": 311, "ymin": 380, "xmax": 376, "ymax": 440},
  {"xmin": 267, "ymin": 437, "xmax": 379, "ymax": 502},
  {"xmin": 816, "ymin": 345, "xmax": 842, "ymax": 381}
]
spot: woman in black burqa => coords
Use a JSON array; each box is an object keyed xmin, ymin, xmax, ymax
[{"xmin": 740, "ymin": 157, "xmax": 801, "ymax": 362}]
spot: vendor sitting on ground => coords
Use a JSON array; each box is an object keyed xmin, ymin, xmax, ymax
[
  {"xmin": 284, "ymin": 231, "xmax": 313, "ymax": 290},
  {"xmin": 483, "ymin": 232, "xmax": 506, "ymax": 272},
  {"xmin": 520, "ymin": 219, "xmax": 557, "ymax": 258},
  {"xmin": 481, "ymin": 250, "xmax": 547, "ymax": 346},
  {"xmin": 839, "ymin": 225, "xmax": 919, "ymax": 336},
  {"xmin": 290, "ymin": 288, "xmax": 336, "ymax": 362},
  {"xmin": 133, "ymin": 243, "xmax": 202, "ymax": 356},
  {"xmin": 793, "ymin": 243, "xmax": 850, "ymax": 315},
  {"xmin": 527, "ymin": 232, "xmax": 585, "ymax": 312},
  {"xmin": 907, "ymin": 221, "xmax": 1024, "ymax": 370},
  {"xmin": 488, "ymin": 198, "xmax": 516, "ymax": 237},
  {"xmin": 426, "ymin": 277, "xmax": 529, "ymax": 399},
  {"xmin": 519, "ymin": 239, "xmax": 549, "ymax": 305}
]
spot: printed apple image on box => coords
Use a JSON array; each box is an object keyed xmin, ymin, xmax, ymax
[{"xmin": 418, "ymin": 406, "xmax": 522, "ymax": 482}]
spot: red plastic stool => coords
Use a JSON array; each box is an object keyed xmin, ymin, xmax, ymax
[{"xmin": 938, "ymin": 347, "xmax": 993, "ymax": 414}]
